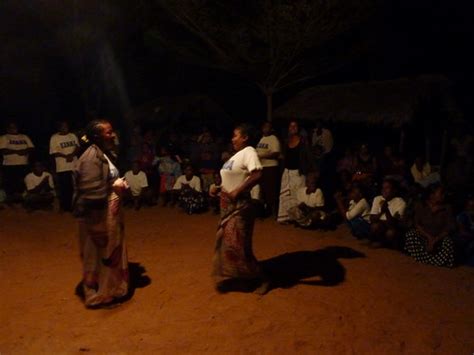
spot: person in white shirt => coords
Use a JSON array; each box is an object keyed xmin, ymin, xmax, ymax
[
  {"xmin": 410, "ymin": 155, "xmax": 440, "ymax": 187},
  {"xmin": 124, "ymin": 161, "xmax": 152, "ymax": 210},
  {"xmin": 256, "ymin": 121, "xmax": 281, "ymax": 217},
  {"xmin": 23, "ymin": 162, "xmax": 55, "ymax": 211},
  {"xmin": 0, "ymin": 122, "xmax": 35, "ymax": 203},
  {"xmin": 213, "ymin": 123, "xmax": 269, "ymax": 295},
  {"xmin": 334, "ymin": 183, "xmax": 371, "ymax": 238},
  {"xmin": 49, "ymin": 121, "xmax": 79, "ymax": 212},
  {"xmin": 172, "ymin": 165, "xmax": 206, "ymax": 214},
  {"xmin": 311, "ymin": 121, "xmax": 333, "ymax": 155},
  {"xmin": 370, "ymin": 178, "xmax": 407, "ymax": 248},
  {"xmin": 208, "ymin": 171, "xmax": 222, "ymax": 214},
  {"xmin": 288, "ymin": 171, "xmax": 326, "ymax": 228}
]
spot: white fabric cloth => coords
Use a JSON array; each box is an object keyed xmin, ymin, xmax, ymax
[
  {"xmin": 311, "ymin": 128, "xmax": 333, "ymax": 154},
  {"xmin": 220, "ymin": 146, "xmax": 262, "ymax": 192},
  {"xmin": 24, "ymin": 172, "xmax": 54, "ymax": 191},
  {"xmin": 277, "ymin": 168, "xmax": 306, "ymax": 222},
  {"xmin": 250, "ymin": 184, "xmax": 261, "ymax": 200},
  {"xmin": 124, "ymin": 171, "xmax": 148, "ymax": 196},
  {"xmin": 173, "ymin": 175, "xmax": 202, "ymax": 192},
  {"xmin": 346, "ymin": 198, "xmax": 370, "ymax": 221},
  {"xmin": 410, "ymin": 163, "xmax": 431, "ymax": 184},
  {"xmin": 103, "ymin": 154, "xmax": 119, "ymax": 180},
  {"xmin": 0, "ymin": 134, "xmax": 34, "ymax": 165},
  {"xmin": 370, "ymin": 195, "xmax": 406, "ymax": 221},
  {"xmin": 296, "ymin": 187, "xmax": 324, "ymax": 208},
  {"xmin": 49, "ymin": 132, "xmax": 79, "ymax": 172},
  {"xmin": 256, "ymin": 135, "xmax": 281, "ymax": 167}
]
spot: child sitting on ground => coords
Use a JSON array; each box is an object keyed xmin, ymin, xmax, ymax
[
  {"xmin": 124, "ymin": 161, "xmax": 152, "ymax": 210},
  {"xmin": 23, "ymin": 162, "xmax": 55, "ymax": 211},
  {"xmin": 288, "ymin": 171, "xmax": 326, "ymax": 228},
  {"xmin": 172, "ymin": 165, "xmax": 207, "ymax": 214},
  {"xmin": 208, "ymin": 172, "xmax": 222, "ymax": 214},
  {"xmin": 334, "ymin": 183, "xmax": 371, "ymax": 238}
]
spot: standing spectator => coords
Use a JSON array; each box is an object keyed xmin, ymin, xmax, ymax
[
  {"xmin": 23, "ymin": 162, "xmax": 55, "ymax": 211},
  {"xmin": 311, "ymin": 120, "xmax": 333, "ymax": 155},
  {"xmin": 172, "ymin": 165, "xmax": 206, "ymax": 214},
  {"xmin": 336, "ymin": 147, "xmax": 356, "ymax": 174},
  {"xmin": 0, "ymin": 122, "xmax": 34, "ymax": 203},
  {"xmin": 277, "ymin": 120, "xmax": 311, "ymax": 223},
  {"xmin": 156, "ymin": 146, "xmax": 182, "ymax": 206},
  {"xmin": 369, "ymin": 178, "xmax": 407, "ymax": 248},
  {"xmin": 353, "ymin": 143, "xmax": 377, "ymax": 183},
  {"xmin": 334, "ymin": 184, "xmax": 371, "ymax": 239},
  {"xmin": 73, "ymin": 119, "xmax": 129, "ymax": 308},
  {"xmin": 287, "ymin": 171, "xmax": 326, "ymax": 228},
  {"xmin": 124, "ymin": 161, "xmax": 151, "ymax": 210},
  {"xmin": 49, "ymin": 121, "xmax": 79, "ymax": 212},
  {"xmin": 256, "ymin": 121, "xmax": 281, "ymax": 216},
  {"xmin": 405, "ymin": 185, "xmax": 455, "ymax": 267}
]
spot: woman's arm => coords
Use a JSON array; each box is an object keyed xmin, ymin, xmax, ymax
[{"xmin": 227, "ymin": 170, "xmax": 262, "ymax": 201}]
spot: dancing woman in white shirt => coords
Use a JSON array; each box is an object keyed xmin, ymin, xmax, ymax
[{"xmin": 212, "ymin": 124, "xmax": 270, "ymax": 294}]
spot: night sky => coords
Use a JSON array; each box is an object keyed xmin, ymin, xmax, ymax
[{"xmin": 1, "ymin": 0, "xmax": 473, "ymax": 137}]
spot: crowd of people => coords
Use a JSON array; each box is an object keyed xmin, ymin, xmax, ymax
[{"xmin": 1, "ymin": 118, "xmax": 473, "ymax": 306}]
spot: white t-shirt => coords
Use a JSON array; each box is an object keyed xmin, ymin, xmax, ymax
[
  {"xmin": 296, "ymin": 187, "xmax": 324, "ymax": 208},
  {"xmin": 346, "ymin": 198, "xmax": 370, "ymax": 221},
  {"xmin": 0, "ymin": 134, "xmax": 34, "ymax": 166},
  {"xmin": 173, "ymin": 175, "xmax": 202, "ymax": 192},
  {"xmin": 24, "ymin": 172, "xmax": 54, "ymax": 192},
  {"xmin": 124, "ymin": 170, "xmax": 148, "ymax": 196},
  {"xmin": 256, "ymin": 135, "xmax": 281, "ymax": 167},
  {"xmin": 311, "ymin": 128, "xmax": 333, "ymax": 154},
  {"xmin": 370, "ymin": 195, "xmax": 406, "ymax": 221},
  {"xmin": 220, "ymin": 146, "xmax": 262, "ymax": 192},
  {"xmin": 49, "ymin": 133, "xmax": 79, "ymax": 172}
]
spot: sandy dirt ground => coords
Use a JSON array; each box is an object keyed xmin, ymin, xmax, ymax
[{"xmin": 1, "ymin": 205, "xmax": 473, "ymax": 354}]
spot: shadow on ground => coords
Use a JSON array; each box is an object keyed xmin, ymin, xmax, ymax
[
  {"xmin": 261, "ymin": 246, "xmax": 365, "ymax": 290},
  {"xmin": 75, "ymin": 262, "xmax": 151, "ymax": 307}
]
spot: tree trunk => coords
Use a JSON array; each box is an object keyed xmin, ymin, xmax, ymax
[{"xmin": 265, "ymin": 89, "xmax": 273, "ymax": 122}]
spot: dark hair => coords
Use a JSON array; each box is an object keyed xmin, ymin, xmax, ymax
[
  {"xmin": 382, "ymin": 177, "xmax": 399, "ymax": 192},
  {"xmin": 83, "ymin": 119, "xmax": 109, "ymax": 146},
  {"xmin": 423, "ymin": 182, "xmax": 444, "ymax": 201},
  {"xmin": 235, "ymin": 123, "xmax": 258, "ymax": 147},
  {"xmin": 351, "ymin": 182, "xmax": 368, "ymax": 199}
]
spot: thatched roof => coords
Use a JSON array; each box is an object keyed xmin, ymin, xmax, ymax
[
  {"xmin": 274, "ymin": 75, "xmax": 456, "ymax": 126},
  {"xmin": 126, "ymin": 94, "xmax": 231, "ymax": 129}
]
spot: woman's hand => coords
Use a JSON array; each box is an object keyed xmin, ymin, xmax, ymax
[
  {"xmin": 112, "ymin": 177, "xmax": 129, "ymax": 194},
  {"xmin": 227, "ymin": 189, "xmax": 239, "ymax": 202}
]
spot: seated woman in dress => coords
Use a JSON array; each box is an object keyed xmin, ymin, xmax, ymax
[
  {"xmin": 287, "ymin": 171, "xmax": 326, "ymax": 228},
  {"xmin": 334, "ymin": 183, "xmax": 371, "ymax": 239},
  {"xmin": 352, "ymin": 143, "xmax": 377, "ymax": 185},
  {"xmin": 172, "ymin": 165, "xmax": 206, "ymax": 214},
  {"xmin": 369, "ymin": 178, "xmax": 407, "ymax": 249},
  {"xmin": 405, "ymin": 184, "xmax": 455, "ymax": 267}
]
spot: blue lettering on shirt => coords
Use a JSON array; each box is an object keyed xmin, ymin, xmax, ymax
[
  {"xmin": 257, "ymin": 143, "xmax": 268, "ymax": 149},
  {"xmin": 9, "ymin": 139, "xmax": 27, "ymax": 145},
  {"xmin": 222, "ymin": 160, "xmax": 234, "ymax": 170}
]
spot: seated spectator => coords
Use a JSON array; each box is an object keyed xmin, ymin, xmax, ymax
[
  {"xmin": 208, "ymin": 172, "xmax": 222, "ymax": 214},
  {"xmin": 405, "ymin": 184, "xmax": 455, "ymax": 267},
  {"xmin": 378, "ymin": 145, "xmax": 395, "ymax": 179},
  {"xmin": 156, "ymin": 146, "xmax": 182, "ymax": 206},
  {"xmin": 410, "ymin": 155, "xmax": 440, "ymax": 187},
  {"xmin": 369, "ymin": 178, "xmax": 406, "ymax": 248},
  {"xmin": 335, "ymin": 183, "xmax": 371, "ymax": 239},
  {"xmin": 454, "ymin": 194, "xmax": 474, "ymax": 266},
  {"xmin": 124, "ymin": 161, "xmax": 152, "ymax": 210},
  {"xmin": 287, "ymin": 171, "xmax": 326, "ymax": 228},
  {"xmin": 172, "ymin": 165, "xmax": 206, "ymax": 214},
  {"xmin": 23, "ymin": 162, "xmax": 55, "ymax": 211}
]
